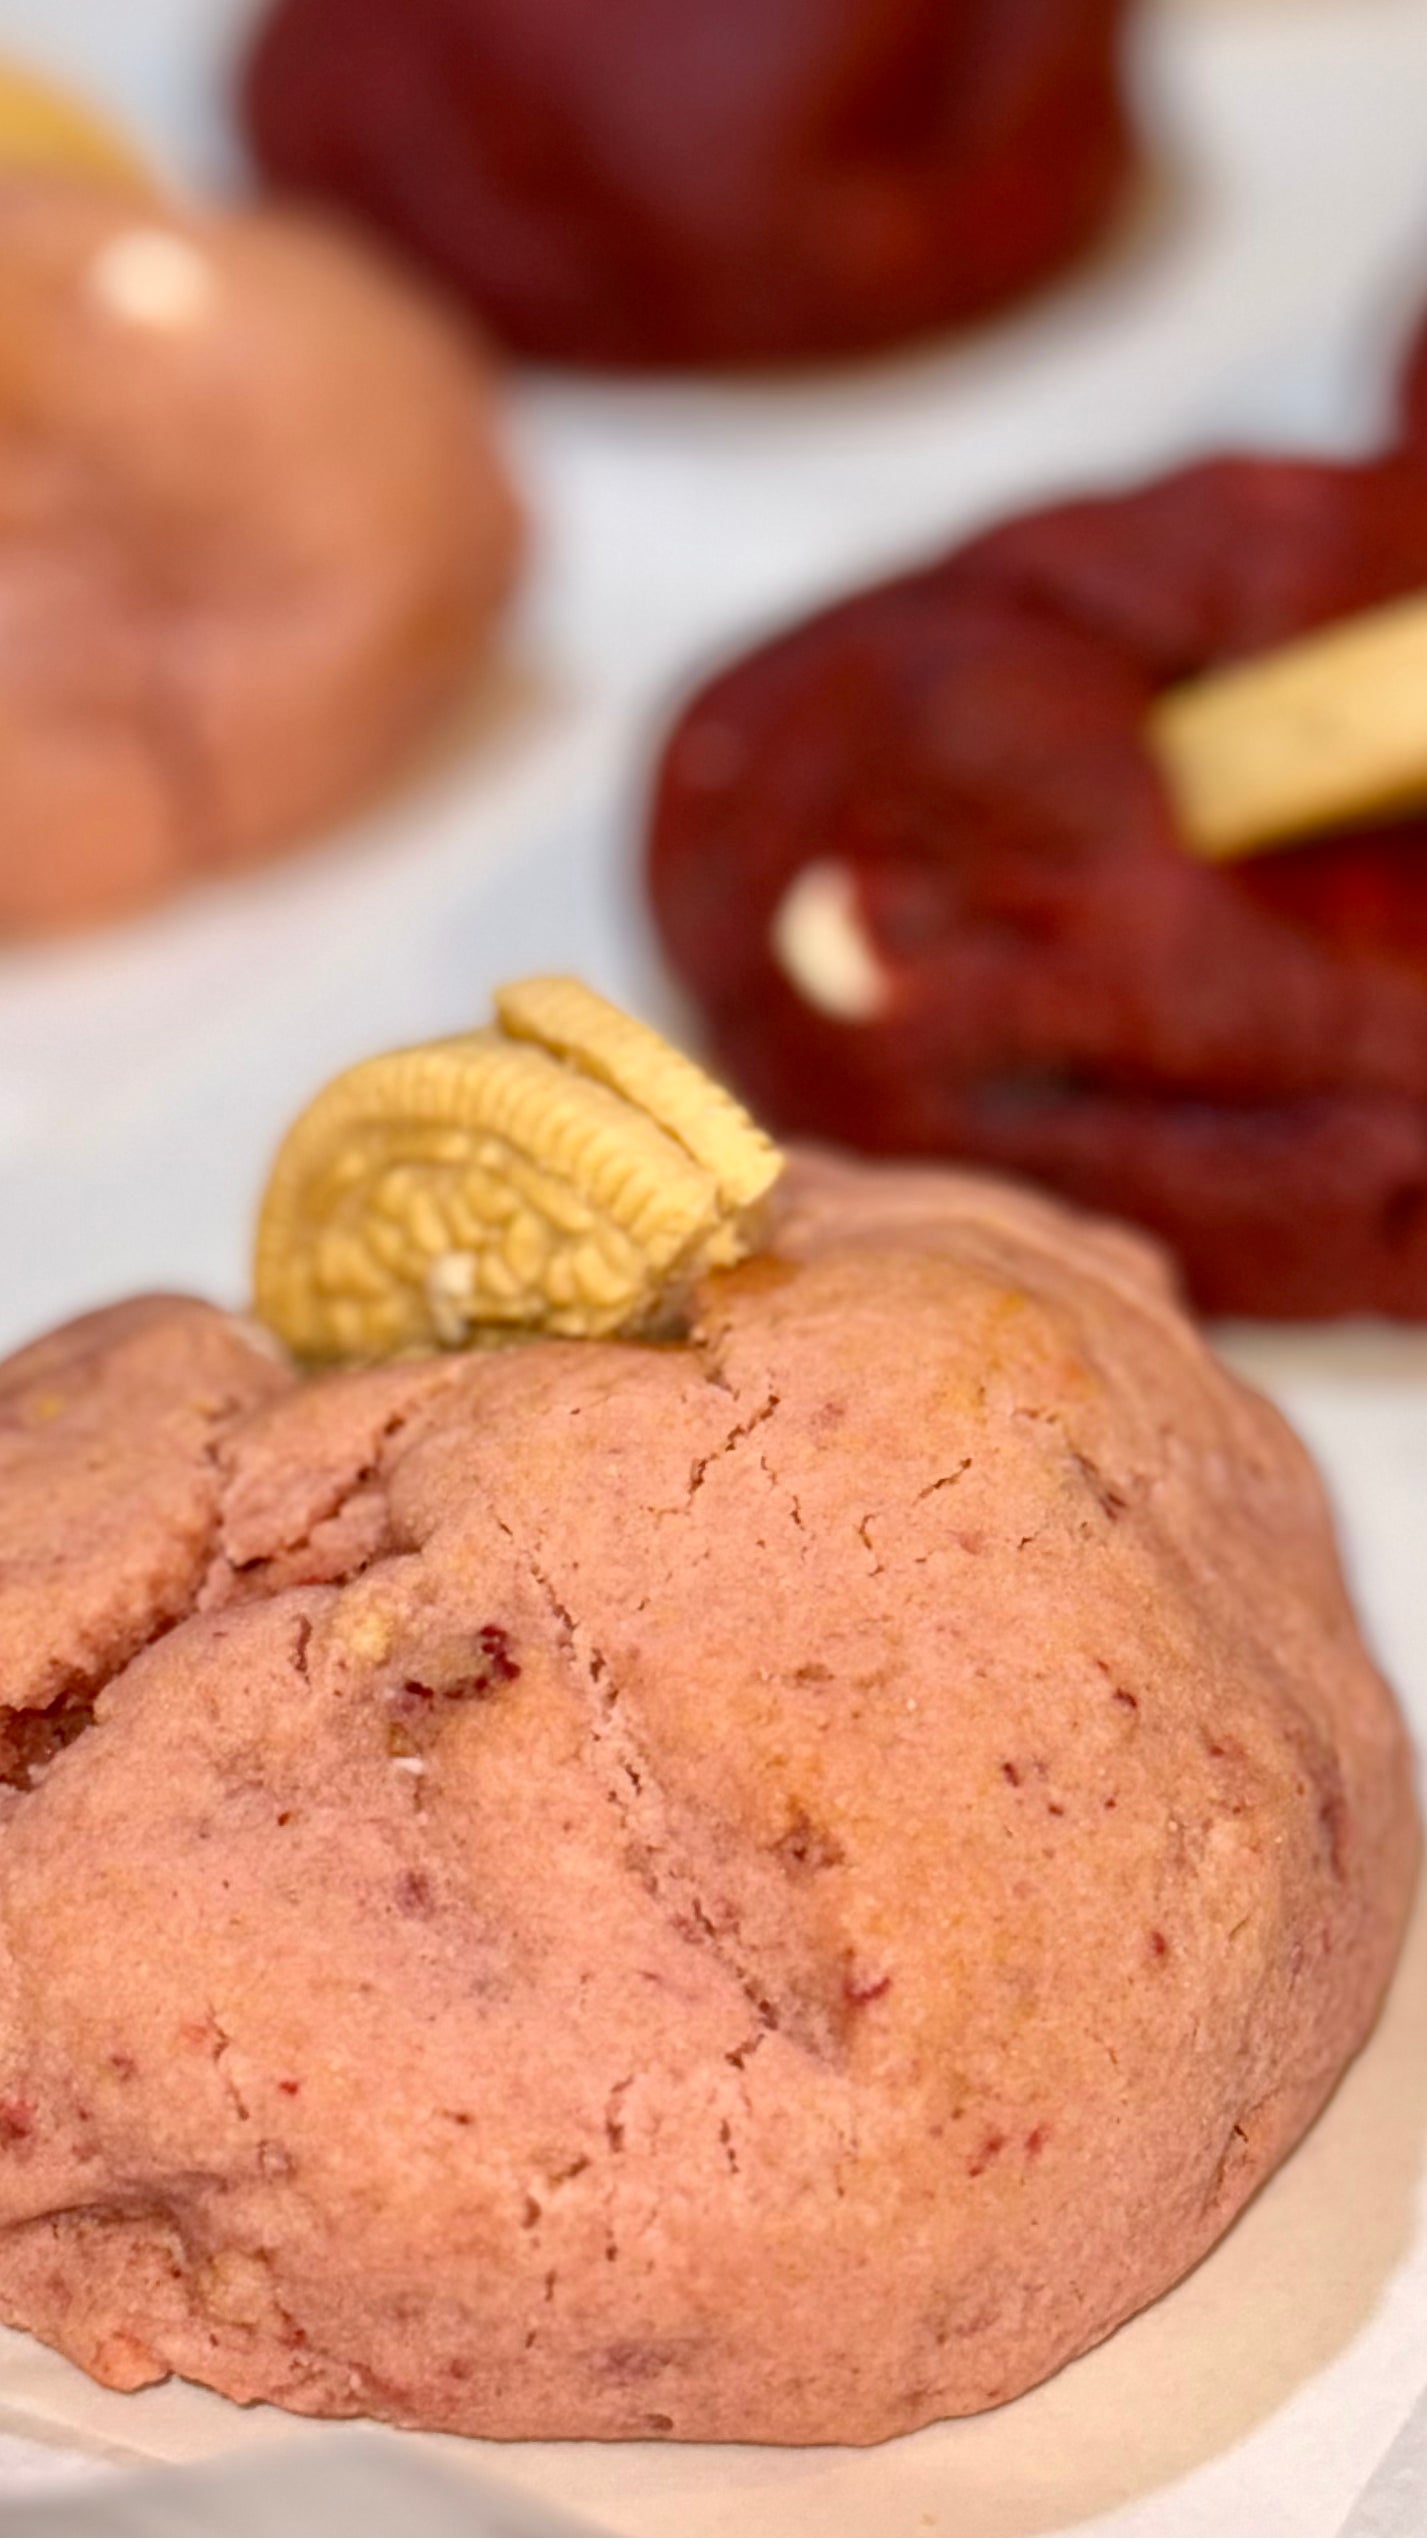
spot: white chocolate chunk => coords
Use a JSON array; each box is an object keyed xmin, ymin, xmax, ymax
[
  {"xmin": 771, "ymin": 860, "xmax": 890, "ymax": 1022},
  {"xmin": 88, "ymin": 228, "xmax": 218, "ymax": 331}
]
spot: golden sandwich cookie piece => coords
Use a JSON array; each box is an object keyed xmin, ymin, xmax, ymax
[
  {"xmin": 495, "ymin": 975, "xmax": 783, "ymax": 1228},
  {"xmin": 255, "ymin": 980, "xmax": 784, "ymax": 1363},
  {"xmin": 1148, "ymin": 587, "xmax": 1427, "ymax": 861}
]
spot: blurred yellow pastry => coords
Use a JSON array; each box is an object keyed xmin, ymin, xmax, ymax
[{"xmin": 0, "ymin": 56, "xmax": 155, "ymax": 198}]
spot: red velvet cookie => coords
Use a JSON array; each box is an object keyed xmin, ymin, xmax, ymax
[
  {"xmin": 649, "ymin": 455, "xmax": 1427, "ymax": 1317},
  {"xmin": 243, "ymin": 0, "xmax": 1136, "ymax": 370}
]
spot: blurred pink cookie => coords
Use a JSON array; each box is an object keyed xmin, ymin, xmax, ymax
[{"xmin": 0, "ymin": 178, "xmax": 522, "ymax": 934}]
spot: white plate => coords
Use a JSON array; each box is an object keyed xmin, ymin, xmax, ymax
[{"xmin": 0, "ymin": 3, "xmax": 1424, "ymax": 2530}]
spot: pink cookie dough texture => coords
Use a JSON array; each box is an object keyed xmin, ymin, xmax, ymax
[
  {"xmin": 0, "ymin": 177, "xmax": 522, "ymax": 935},
  {"xmin": 0, "ymin": 1158, "xmax": 1414, "ymax": 2443}
]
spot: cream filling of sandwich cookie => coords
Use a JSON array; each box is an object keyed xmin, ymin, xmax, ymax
[{"xmin": 255, "ymin": 976, "xmax": 784, "ymax": 1363}]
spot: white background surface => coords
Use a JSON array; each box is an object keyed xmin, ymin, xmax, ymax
[{"xmin": 0, "ymin": 1, "xmax": 1425, "ymax": 2530}]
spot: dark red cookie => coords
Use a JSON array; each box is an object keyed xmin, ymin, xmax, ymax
[
  {"xmin": 243, "ymin": 0, "xmax": 1136, "ymax": 370},
  {"xmin": 648, "ymin": 455, "xmax": 1427, "ymax": 1317}
]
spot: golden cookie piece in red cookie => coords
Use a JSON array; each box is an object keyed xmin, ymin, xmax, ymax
[{"xmin": 0, "ymin": 176, "xmax": 522, "ymax": 935}]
